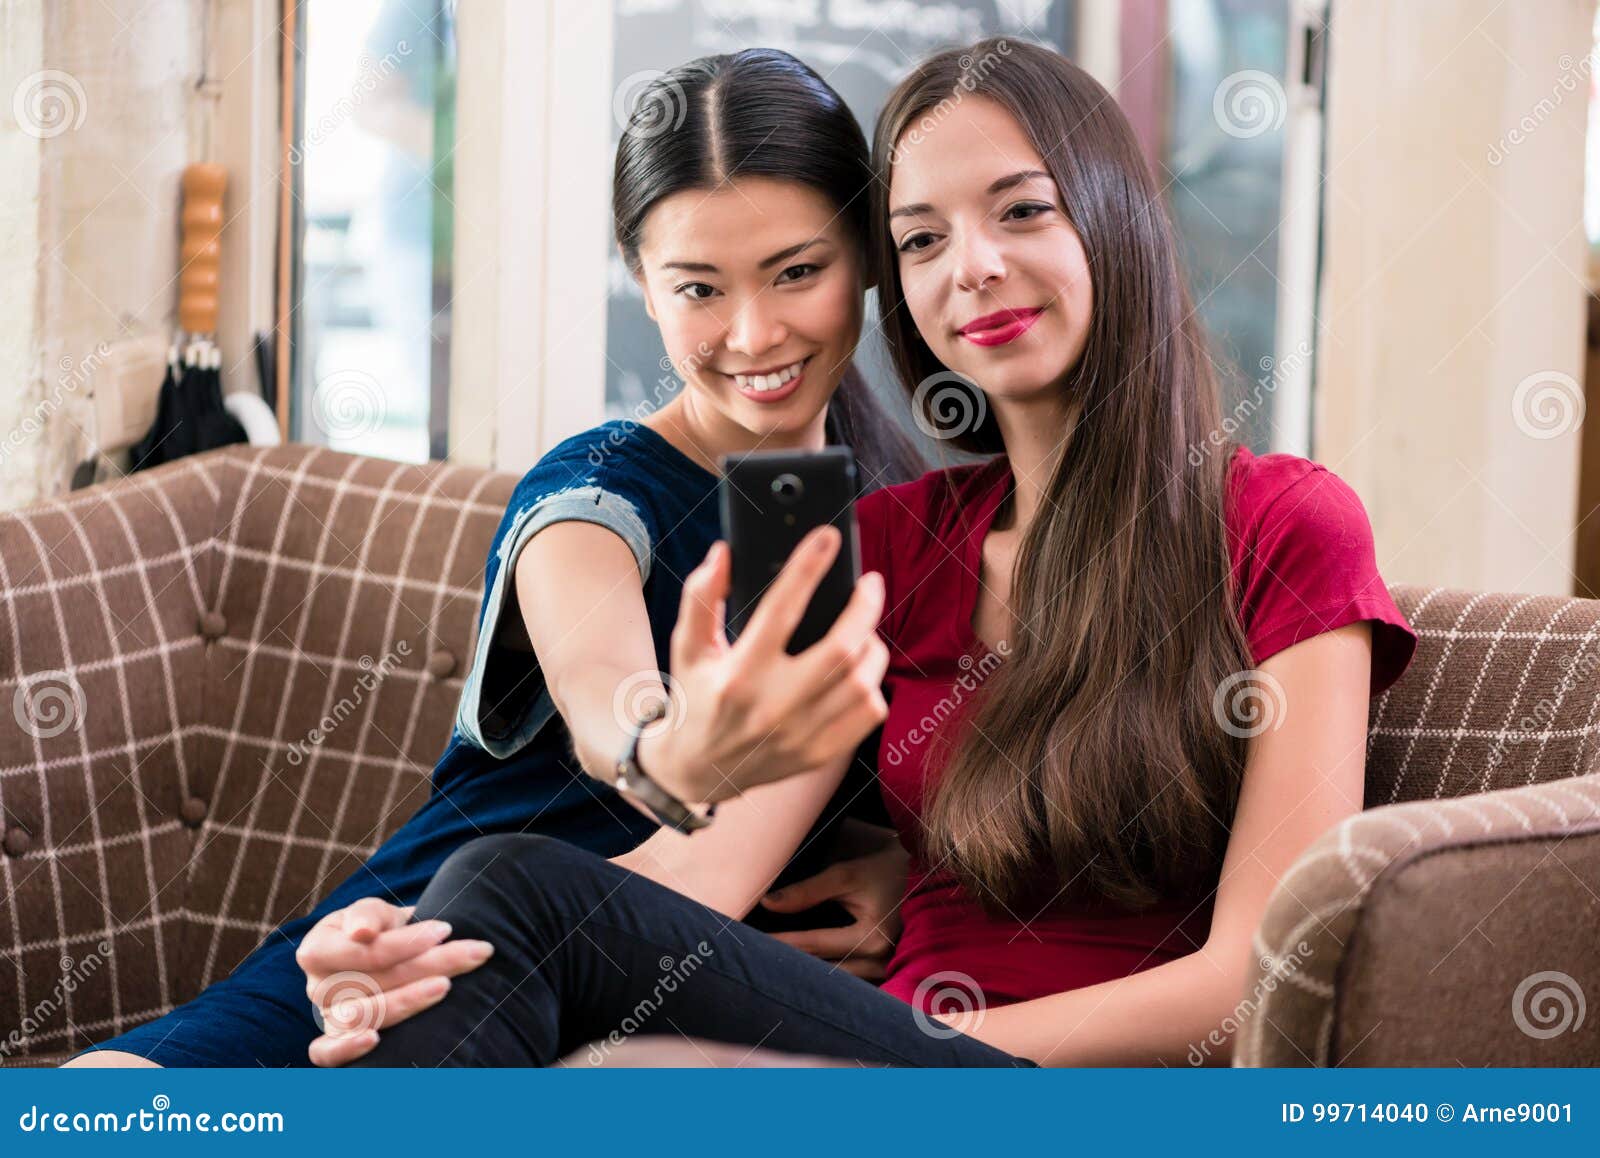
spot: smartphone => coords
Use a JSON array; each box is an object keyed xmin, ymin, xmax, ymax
[{"xmin": 718, "ymin": 446, "xmax": 860, "ymax": 655}]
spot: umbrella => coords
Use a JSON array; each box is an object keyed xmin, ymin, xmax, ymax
[
  {"xmin": 130, "ymin": 164, "xmax": 247, "ymax": 471},
  {"xmin": 129, "ymin": 343, "xmax": 191, "ymax": 470}
]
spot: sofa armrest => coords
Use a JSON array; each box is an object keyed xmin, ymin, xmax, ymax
[
  {"xmin": 0, "ymin": 452, "xmax": 226, "ymax": 1058},
  {"xmin": 1234, "ymin": 771, "xmax": 1600, "ymax": 1066}
]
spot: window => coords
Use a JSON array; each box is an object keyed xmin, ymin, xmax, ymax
[
  {"xmin": 600, "ymin": 0, "xmax": 1311, "ymax": 456},
  {"xmin": 289, "ymin": 0, "xmax": 456, "ymax": 463}
]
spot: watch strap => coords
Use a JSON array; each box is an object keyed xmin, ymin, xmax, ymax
[{"xmin": 614, "ymin": 699, "xmax": 715, "ymax": 833}]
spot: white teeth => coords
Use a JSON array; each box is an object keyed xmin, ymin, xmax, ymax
[{"xmin": 734, "ymin": 359, "xmax": 805, "ymax": 391}]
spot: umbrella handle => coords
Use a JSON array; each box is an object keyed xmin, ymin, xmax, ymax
[{"xmin": 178, "ymin": 163, "xmax": 227, "ymax": 336}]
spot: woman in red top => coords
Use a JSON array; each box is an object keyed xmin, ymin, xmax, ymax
[
  {"xmin": 845, "ymin": 38, "xmax": 1415, "ymax": 1063},
  {"xmin": 342, "ymin": 39, "xmax": 1416, "ymax": 1069}
]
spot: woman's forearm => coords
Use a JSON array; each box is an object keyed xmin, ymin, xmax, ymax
[
  {"xmin": 608, "ymin": 757, "xmax": 854, "ymax": 919},
  {"xmin": 550, "ymin": 659, "xmax": 725, "ymax": 804},
  {"xmin": 609, "ymin": 835, "xmax": 766, "ymax": 919},
  {"xmin": 551, "ymin": 662, "xmax": 642, "ymax": 784},
  {"xmin": 952, "ymin": 942, "xmax": 1249, "ymax": 1067}
]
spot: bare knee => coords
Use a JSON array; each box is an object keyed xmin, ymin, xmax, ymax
[{"xmin": 60, "ymin": 1050, "xmax": 162, "ymax": 1068}]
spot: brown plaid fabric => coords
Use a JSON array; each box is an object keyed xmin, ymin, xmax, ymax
[
  {"xmin": 1236, "ymin": 587, "xmax": 1600, "ymax": 1066},
  {"xmin": 3, "ymin": 446, "xmax": 1598, "ymax": 1066},
  {"xmin": 0, "ymin": 445, "xmax": 515, "ymax": 1066}
]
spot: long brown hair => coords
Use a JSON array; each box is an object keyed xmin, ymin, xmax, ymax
[{"xmin": 870, "ymin": 39, "xmax": 1254, "ymax": 914}]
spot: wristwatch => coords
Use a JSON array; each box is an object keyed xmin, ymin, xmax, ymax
[{"xmin": 613, "ymin": 699, "xmax": 716, "ymax": 833}]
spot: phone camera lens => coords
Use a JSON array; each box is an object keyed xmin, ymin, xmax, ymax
[{"xmin": 771, "ymin": 473, "xmax": 803, "ymax": 504}]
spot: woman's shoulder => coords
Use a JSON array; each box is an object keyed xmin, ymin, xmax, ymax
[
  {"xmin": 507, "ymin": 420, "xmax": 713, "ymax": 516},
  {"xmin": 1224, "ymin": 444, "xmax": 1372, "ymax": 548},
  {"xmin": 1223, "ymin": 444, "xmax": 1417, "ymax": 692}
]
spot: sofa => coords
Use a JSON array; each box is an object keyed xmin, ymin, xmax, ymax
[{"xmin": 1, "ymin": 443, "xmax": 1596, "ymax": 1066}]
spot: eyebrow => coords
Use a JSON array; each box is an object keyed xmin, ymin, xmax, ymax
[
  {"xmin": 888, "ymin": 169, "xmax": 1054, "ymax": 221},
  {"xmin": 660, "ymin": 238, "xmax": 829, "ymax": 274}
]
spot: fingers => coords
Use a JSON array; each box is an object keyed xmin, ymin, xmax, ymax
[
  {"xmin": 734, "ymin": 525, "xmax": 841, "ymax": 657},
  {"xmin": 807, "ymin": 632, "xmax": 890, "ymax": 724},
  {"xmin": 302, "ymin": 929, "xmax": 493, "ymax": 997},
  {"xmin": 362, "ymin": 937, "xmax": 495, "ymax": 994},
  {"xmin": 798, "ymin": 645, "xmax": 891, "ymax": 763},
  {"xmin": 672, "ymin": 541, "xmax": 730, "ymax": 665},
  {"xmin": 767, "ymin": 922, "xmax": 890, "ymax": 961},
  {"xmin": 788, "ymin": 571, "xmax": 885, "ymax": 687},
  {"xmin": 832, "ymin": 956, "xmax": 887, "ymax": 982},
  {"xmin": 309, "ymin": 1029, "xmax": 380, "ymax": 1067},
  {"xmin": 359, "ymin": 919, "xmax": 463, "ymax": 971},
  {"xmin": 318, "ymin": 974, "xmax": 454, "ymax": 1038},
  {"xmin": 759, "ymin": 864, "xmax": 850, "ymax": 912},
  {"xmin": 297, "ymin": 918, "xmax": 455, "ymax": 979},
  {"xmin": 341, "ymin": 897, "xmax": 410, "ymax": 944}
]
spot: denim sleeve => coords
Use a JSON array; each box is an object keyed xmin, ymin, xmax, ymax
[{"xmin": 455, "ymin": 484, "xmax": 654, "ymax": 759}]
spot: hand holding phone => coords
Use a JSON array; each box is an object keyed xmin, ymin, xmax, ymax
[{"xmin": 634, "ymin": 449, "xmax": 890, "ymax": 806}]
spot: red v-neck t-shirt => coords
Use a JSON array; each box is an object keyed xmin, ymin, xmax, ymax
[{"xmin": 855, "ymin": 445, "xmax": 1418, "ymax": 1012}]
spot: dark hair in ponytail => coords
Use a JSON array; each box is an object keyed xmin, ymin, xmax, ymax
[{"xmin": 612, "ymin": 48, "xmax": 924, "ymax": 489}]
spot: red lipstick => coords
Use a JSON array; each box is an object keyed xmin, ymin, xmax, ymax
[{"xmin": 959, "ymin": 307, "xmax": 1042, "ymax": 347}]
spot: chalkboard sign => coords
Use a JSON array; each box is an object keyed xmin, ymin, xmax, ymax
[{"xmin": 603, "ymin": 0, "xmax": 1072, "ymax": 444}]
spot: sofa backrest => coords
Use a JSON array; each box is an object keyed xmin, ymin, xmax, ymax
[
  {"xmin": 1365, "ymin": 586, "xmax": 1600, "ymax": 808},
  {"xmin": 0, "ymin": 444, "xmax": 514, "ymax": 1060}
]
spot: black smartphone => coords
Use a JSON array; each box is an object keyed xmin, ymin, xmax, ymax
[{"xmin": 718, "ymin": 446, "xmax": 860, "ymax": 655}]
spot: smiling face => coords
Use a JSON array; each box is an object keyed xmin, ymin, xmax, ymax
[
  {"xmin": 631, "ymin": 176, "xmax": 865, "ymax": 445},
  {"xmin": 887, "ymin": 95, "xmax": 1093, "ymax": 407}
]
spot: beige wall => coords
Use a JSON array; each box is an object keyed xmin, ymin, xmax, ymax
[
  {"xmin": 1317, "ymin": 0, "xmax": 1594, "ymax": 596},
  {"xmin": 449, "ymin": 0, "xmax": 614, "ymax": 473},
  {"xmin": 0, "ymin": 1, "xmax": 46, "ymax": 510},
  {"xmin": 0, "ymin": 0, "xmax": 205, "ymax": 511}
]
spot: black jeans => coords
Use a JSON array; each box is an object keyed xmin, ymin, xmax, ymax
[{"xmin": 348, "ymin": 834, "xmax": 1036, "ymax": 1068}]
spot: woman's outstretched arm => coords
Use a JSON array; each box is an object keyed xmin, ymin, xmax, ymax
[
  {"xmin": 519, "ymin": 520, "xmax": 887, "ymax": 807},
  {"xmin": 303, "ymin": 520, "xmax": 892, "ymax": 1065},
  {"xmin": 937, "ymin": 622, "xmax": 1374, "ymax": 1066},
  {"xmin": 519, "ymin": 518, "xmax": 892, "ymax": 914}
]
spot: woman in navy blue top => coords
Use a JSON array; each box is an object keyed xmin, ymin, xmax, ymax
[{"xmin": 65, "ymin": 49, "xmax": 921, "ymax": 1069}]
